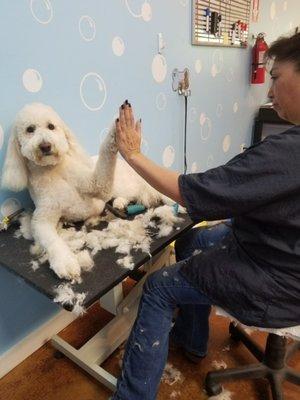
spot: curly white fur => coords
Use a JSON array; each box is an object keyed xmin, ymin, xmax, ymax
[
  {"xmin": 2, "ymin": 103, "xmax": 174, "ymax": 281},
  {"xmin": 17, "ymin": 205, "xmax": 184, "ymax": 278},
  {"xmin": 53, "ymin": 283, "xmax": 87, "ymax": 316}
]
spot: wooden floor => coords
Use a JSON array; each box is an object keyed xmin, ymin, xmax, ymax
[{"xmin": 1, "ymin": 283, "xmax": 300, "ymax": 400}]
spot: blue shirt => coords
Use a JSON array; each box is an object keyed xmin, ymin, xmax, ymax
[{"xmin": 178, "ymin": 126, "xmax": 300, "ymax": 328}]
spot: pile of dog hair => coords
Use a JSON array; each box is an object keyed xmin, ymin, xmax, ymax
[{"xmin": 14, "ymin": 205, "xmax": 185, "ymax": 314}]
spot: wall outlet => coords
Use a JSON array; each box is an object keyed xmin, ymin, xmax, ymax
[{"xmin": 172, "ymin": 68, "xmax": 191, "ymax": 96}]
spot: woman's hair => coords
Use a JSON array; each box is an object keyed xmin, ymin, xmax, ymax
[{"xmin": 266, "ymin": 31, "xmax": 300, "ymax": 70}]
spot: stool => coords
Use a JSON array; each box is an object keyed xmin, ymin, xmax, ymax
[{"xmin": 205, "ymin": 316, "xmax": 300, "ymax": 400}]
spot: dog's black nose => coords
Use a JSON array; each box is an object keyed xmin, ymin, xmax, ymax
[{"xmin": 39, "ymin": 142, "xmax": 52, "ymax": 154}]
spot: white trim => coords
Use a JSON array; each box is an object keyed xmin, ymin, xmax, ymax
[
  {"xmin": 51, "ymin": 248, "xmax": 172, "ymax": 391},
  {"xmin": 0, "ymin": 310, "xmax": 77, "ymax": 379}
]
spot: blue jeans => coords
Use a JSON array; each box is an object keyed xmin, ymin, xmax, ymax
[{"xmin": 112, "ymin": 222, "xmax": 232, "ymax": 400}]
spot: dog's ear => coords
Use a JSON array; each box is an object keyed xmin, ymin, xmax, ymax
[
  {"xmin": 1, "ymin": 129, "xmax": 28, "ymax": 191},
  {"xmin": 61, "ymin": 120, "xmax": 91, "ymax": 164}
]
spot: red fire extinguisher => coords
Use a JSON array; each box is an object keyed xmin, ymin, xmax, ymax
[{"xmin": 251, "ymin": 33, "xmax": 268, "ymax": 84}]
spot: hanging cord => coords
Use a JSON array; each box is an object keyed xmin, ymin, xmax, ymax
[
  {"xmin": 172, "ymin": 68, "xmax": 191, "ymax": 175},
  {"xmin": 184, "ymin": 94, "xmax": 188, "ymax": 174}
]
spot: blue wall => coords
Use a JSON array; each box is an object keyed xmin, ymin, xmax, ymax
[{"xmin": 0, "ymin": 0, "xmax": 298, "ymax": 355}]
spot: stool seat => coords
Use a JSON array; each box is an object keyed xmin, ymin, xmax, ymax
[
  {"xmin": 205, "ymin": 308, "xmax": 300, "ymax": 400},
  {"xmin": 215, "ymin": 307, "xmax": 300, "ymax": 340}
]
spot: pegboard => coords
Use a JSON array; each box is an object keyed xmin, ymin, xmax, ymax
[{"xmin": 192, "ymin": 0, "xmax": 251, "ymax": 48}]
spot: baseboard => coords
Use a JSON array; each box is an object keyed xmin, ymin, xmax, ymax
[{"xmin": 0, "ymin": 310, "xmax": 77, "ymax": 379}]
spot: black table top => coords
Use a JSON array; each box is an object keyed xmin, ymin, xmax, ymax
[{"xmin": 0, "ymin": 215, "xmax": 194, "ymax": 310}]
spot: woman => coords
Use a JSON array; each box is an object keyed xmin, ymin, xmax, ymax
[{"xmin": 111, "ymin": 32, "xmax": 300, "ymax": 400}]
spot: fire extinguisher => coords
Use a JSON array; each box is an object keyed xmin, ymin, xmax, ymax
[{"xmin": 251, "ymin": 33, "xmax": 268, "ymax": 84}]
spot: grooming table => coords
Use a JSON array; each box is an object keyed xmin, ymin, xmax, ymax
[{"xmin": 0, "ymin": 214, "xmax": 194, "ymax": 391}]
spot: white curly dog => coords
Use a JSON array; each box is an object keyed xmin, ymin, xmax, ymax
[{"xmin": 1, "ymin": 103, "xmax": 172, "ymax": 281}]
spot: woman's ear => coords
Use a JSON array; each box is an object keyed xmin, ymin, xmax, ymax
[{"xmin": 1, "ymin": 129, "xmax": 28, "ymax": 191}]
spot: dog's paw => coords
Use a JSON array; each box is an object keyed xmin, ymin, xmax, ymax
[
  {"xmin": 50, "ymin": 253, "xmax": 81, "ymax": 282},
  {"xmin": 77, "ymin": 250, "xmax": 94, "ymax": 272},
  {"xmin": 113, "ymin": 197, "xmax": 129, "ymax": 210},
  {"xmin": 103, "ymin": 124, "xmax": 118, "ymax": 154},
  {"xmin": 177, "ymin": 205, "xmax": 186, "ymax": 214},
  {"xmin": 160, "ymin": 195, "xmax": 174, "ymax": 206}
]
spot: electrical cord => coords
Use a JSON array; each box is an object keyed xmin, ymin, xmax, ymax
[
  {"xmin": 171, "ymin": 68, "xmax": 190, "ymax": 175},
  {"xmin": 184, "ymin": 94, "xmax": 188, "ymax": 174}
]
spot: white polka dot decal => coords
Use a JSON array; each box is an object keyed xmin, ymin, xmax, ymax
[
  {"xmin": 191, "ymin": 162, "xmax": 198, "ymax": 173},
  {"xmin": 30, "ymin": 0, "xmax": 53, "ymax": 24},
  {"xmin": 211, "ymin": 49, "xmax": 223, "ymax": 77},
  {"xmin": 125, "ymin": 0, "xmax": 152, "ymax": 21},
  {"xmin": 195, "ymin": 59, "xmax": 202, "ymax": 74},
  {"xmin": 225, "ymin": 67, "xmax": 234, "ymax": 82},
  {"xmin": 207, "ymin": 154, "xmax": 214, "ymax": 168},
  {"xmin": 216, "ymin": 104, "xmax": 223, "ymax": 118},
  {"xmin": 162, "ymin": 145, "xmax": 175, "ymax": 168},
  {"xmin": 199, "ymin": 113, "xmax": 212, "ymax": 141},
  {"xmin": 199, "ymin": 112, "xmax": 206, "ymax": 126},
  {"xmin": 152, "ymin": 54, "xmax": 167, "ymax": 83},
  {"xmin": 0, "ymin": 125, "xmax": 3, "ymax": 150},
  {"xmin": 188, "ymin": 107, "xmax": 197, "ymax": 123},
  {"xmin": 141, "ymin": 1, "xmax": 152, "ymax": 21},
  {"xmin": 179, "ymin": 0, "xmax": 188, "ymax": 6},
  {"xmin": 1, "ymin": 198, "xmax": 21, "ymax": 217},
  {"xmin": 211, "ymin": 64, "xmax": 218, "ymax": 78},
  {"xmin": 22, "ymin": 69, "xmax": 43, "ymax": 93},
  {"xmin": 201, "ymin": 121, "xmax": 212, "ymax": 141},
  {"xmin": 80, "ymin": 72, "xmax": 107, "ymax": 111},
  {"xmin": 156, "ymin": 92, "xmax": 167, "ymax": 110},
  {"xmin": 222, "ymin": 134, "xmax": 231, "ymax": 153},
  {"xmin": 79, "ymin": 16, "xmax": 96, "ymax": 42},
  {"xmin": 112, "ymin": 36, "xmax": 125, "ymax": 56},
  {"xmin": 270, "ymin": 2, "xmax": 276, "ymax": 20}
]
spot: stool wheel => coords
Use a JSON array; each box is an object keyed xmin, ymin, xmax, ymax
[
  {"xmin": 205, "ymin": 374, "xmax": 223, "ymax": 396},
  {"xmin": 229, "ymin": 322, "xmax": 241, "ymax": 342}
]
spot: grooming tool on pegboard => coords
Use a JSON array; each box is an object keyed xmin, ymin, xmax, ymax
[
  {"xmin": 205, "ymin": 7, "xmax": 211, "ymax": 32},
  {"xmin": 192, "ymin": 0, "xmax": 251, "ymax": 48},
  {"xmin": 210, "ymin": 12, "xmax": 219, "ymax": 35}
]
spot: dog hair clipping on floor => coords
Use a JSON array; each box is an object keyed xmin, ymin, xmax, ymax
[
  {"xmin": 211, "ymin": 360, "xmax": 228, "ymax": 370},
  {"xmin": 161, "ymin": 362, "xmax": 183, "ymax": 386},
  {"xmin": 207, "ymin": 388, "xmax": 233, "ymax": 400},
  {"xmin": 53, "ymin": 283, "xmax": 87, "ymax": 315}
]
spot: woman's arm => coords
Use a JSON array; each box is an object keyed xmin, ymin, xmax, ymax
[
  {"xmin": 115, "ymin": 101, "xmax": 185, "ymax": 206},
  {"xmin": 127, "ymin": 152, "xmax": 184, "ymax": 206}
]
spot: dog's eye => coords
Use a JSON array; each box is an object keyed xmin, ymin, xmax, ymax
[
  {"xmin": 48, "ymin": 123, "xmax": 55, "ymax": 130},
  {"xmin": 26, "ymin": 125, "xmax": 36, "ymax": 133}
]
